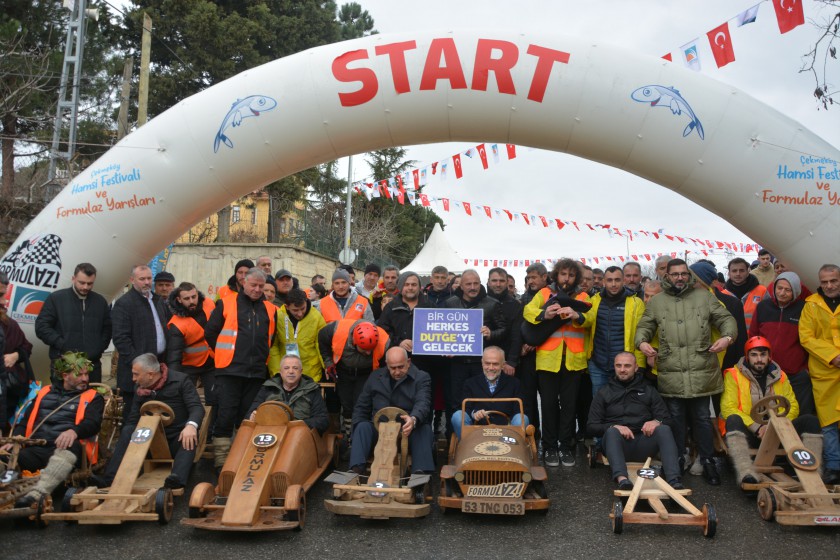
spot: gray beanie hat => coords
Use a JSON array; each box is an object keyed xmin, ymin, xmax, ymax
[
  {"xmin": 775, "ymin": 271, "xmax": 802, "ymax": 301},
  {"xmin": 332, "ymin": 269, "xmax": 351, "ymax": 283},
  {"xmin": 397, "ymin": 271, "xmax": 420, "ymax": 292}
]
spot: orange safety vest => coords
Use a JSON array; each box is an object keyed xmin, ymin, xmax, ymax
[
  {"xmin": 215, "ymin": 284, "xmax": 236, "ymax": 301},
  {"xmin": 331, "ymin": 319, "xmax": 388, "ymax": 369},
  {"xmin": 214, "ymin": 296, "xmax": 277, "ymax": 368},
  {"xmin": 167, "ymin": 298, "xmax": 216, "ymax": 367},
  {"xmin": 320, "ymin": 293, "xmax": 370, "ymax": 323},
  {"xmin": 26, "ymin": 386, "xmax": 99, "ymax": 465},
  {"xmin": 742, "ymin": 285, "xmax": 768, "ymax": 331},
  {"xmin": 536, "ymin": 288, "xmax": 587, "ymax": 354}
]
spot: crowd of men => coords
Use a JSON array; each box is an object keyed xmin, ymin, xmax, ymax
[{"xmin": 2, "ymin": 247, "xmax": 840, "ymax": 504}]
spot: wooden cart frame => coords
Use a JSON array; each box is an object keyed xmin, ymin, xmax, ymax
[{"xmin": 0, "ymin": 436, "xmax": 51, "ymax": 526}]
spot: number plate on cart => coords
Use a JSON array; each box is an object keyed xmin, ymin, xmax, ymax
[{"xmin": 461, "ymin": 499, "xmax": 524, "ymax": 515}]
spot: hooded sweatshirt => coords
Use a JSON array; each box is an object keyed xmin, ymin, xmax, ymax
[{"xmin": 748, "ymin": 271, "xmax": 808, "ymax": 374}]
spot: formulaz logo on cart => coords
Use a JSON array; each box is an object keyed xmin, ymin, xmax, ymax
[
  {"xmin": 241, "ymin": 451, "xmax": 266, "ymax": 492},
  {"xmin": 466, "ymin": 482, "xmax": 525, "ymax": 498}
]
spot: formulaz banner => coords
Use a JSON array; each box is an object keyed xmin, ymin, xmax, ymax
[{"xmin": 412, "ymin": 308, "xmax": 484, "ymax": 357}]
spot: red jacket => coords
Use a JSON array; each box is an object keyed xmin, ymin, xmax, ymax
[{"xmin": 748, "ymin": 292, "xmax": 807, "ymax": 374}]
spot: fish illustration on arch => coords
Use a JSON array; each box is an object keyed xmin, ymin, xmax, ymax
[
  {"xmin": 213, "ymin": 95, "xmax": 278, "ymax": 153},
  {"xmin": 630, "ymin": 85, "xmax": 704, "ymax": 140}
]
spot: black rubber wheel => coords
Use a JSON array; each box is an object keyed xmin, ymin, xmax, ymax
[
  {"xmin": 612, "ymin": 500, "xmax": 623, "ymax": 534},
  {"xmin": 34, "ymin": 495, "xmax": 49, "ymax": 528},
  {"xmin": 286, "ymin": 487, "xmax": 306, "ymax": 531},
  {"xmin": 155, "ymin": 488, "xmax": 174, "ymax": 525},
  {"xmin": 703, "ymin": 503, "xmax": 717, "ymax": 538},
  {"xmin": 61, "ymin": 487, "xmax": 78, "ymax": 513}
]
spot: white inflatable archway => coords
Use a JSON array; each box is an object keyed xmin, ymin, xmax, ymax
[{"xmin": 3, "ymin": 30, "xmax": 839, "ymax": 355}]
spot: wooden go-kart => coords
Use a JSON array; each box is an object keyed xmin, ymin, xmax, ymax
[
  {"xmin": 182, "ymin": 401, "xmax": 339, "ymax": 531},
  {"xmin": 438, "ymin": 398, "xmax": 549, "ymax": 515},
  {"xmin": 42, "ymin": 400, "xmax": 184, "ymax": 525},
  {"xmin": 0, "ymin": 435, "xmax": 51, "ymax": 526},
  {"xmin": 610, "ymin": 458, "xmax": 716, "ymax": 537},
  {"xmin": 324, "ymin": 407, "xmax": 431, "ymax": 519},
  {"xmin": 738, "ymin": 395, "xmax": 840, "ymax": 526}
]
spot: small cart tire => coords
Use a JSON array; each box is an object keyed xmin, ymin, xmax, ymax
[
  {"xmin": 155, "ymin": 488, "xmax": 174, "ymax": 525},
  {"xmin": 34, "ymin": 495, "xmax": 50, "ymax": 528},
  {"xmin": 757, "ymin": 487, "xmax": 778, "ymax": 522},
  {"xmin": 612, "ymin": 500, "xmax": 623, "ymax": 534},
  {"xmin": 188, "ymin": 482, "xmax": 215, "ymax": 518},
  {"xmin": 285, "ymin": 484, "xmax": 306, "ymax": 530},
  {"xmin": 702, "ymin": 503, "xmax": 717, "ymax": 538},
  {"xmin": 61, "ymin": 486, "xmax": 78, "ymax": 513}
]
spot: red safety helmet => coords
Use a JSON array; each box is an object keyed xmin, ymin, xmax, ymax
[
  {"xmin": 744, "ymin": 335, "xmax": 772, "ymax": 355},
  {"xmin": 352, "ymin": 322, "xmax": 379, "ymax": 351}
]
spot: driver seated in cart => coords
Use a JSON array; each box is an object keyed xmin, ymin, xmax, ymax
[
  {"xmin": 450, "ymin": 346, "xmax": 529, "ymax": 439},
  {"xmin": 247, "ymin": 354, "xmax": 329, "ymax": 434},
  {"xmin": 721, "ymin": 336, "xmax": 822, "ymax": 486},
  {"xmin": 587, "ymin": 352, "xmax": 683, "ymax": 491},
  {"xmin": 93, "ymin": 353, "xmax": 205, "ymax": 490},
  {"xmin": 4, "ymin": 352, "xmax": 104, "ymax": 508}
]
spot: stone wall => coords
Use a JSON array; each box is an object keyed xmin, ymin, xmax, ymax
[{"xmin": 166, "ymin": 243, "xmax": 338, "ymax": 297}]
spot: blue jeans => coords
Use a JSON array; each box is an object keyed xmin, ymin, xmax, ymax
[
  {"xmin": 822, "ymin": 424, "xmax": 840, "ymax": 471},
  {"xmin": 588, "ymin": 360, "xmax": 612, "ymax": 398},
  {"xmin": 450, "ymin": 410, "xmax": 529, "ymax": 439}
]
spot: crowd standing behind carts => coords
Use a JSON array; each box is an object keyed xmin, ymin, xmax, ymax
[{"xmin": 2, "ymin": 252, "xmax": 840, "ymax": 511}]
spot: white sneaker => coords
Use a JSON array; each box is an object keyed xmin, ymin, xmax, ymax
[{"xmin": 689, "ymin": 457, "xmax": 704, "ymax": 476}]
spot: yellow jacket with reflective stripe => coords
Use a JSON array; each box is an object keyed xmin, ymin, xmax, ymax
[
  {"xmin": 721, "ymin": 360, "xmax": 798, "ymax": 434},
  {"xmin": 799, "ymin": 293, "xmax": 840, "ymax": 426},
  {"xmin": 523, "ymin": 287, "xmax": 590, "ymax": 372}
]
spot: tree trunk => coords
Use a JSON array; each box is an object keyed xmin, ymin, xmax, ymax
[
  {"xmin": 216, "ymin": 207, "xmax": 231, "ymax": 242},
  {"xmin": 1, "ymin": 114, "xmax": 16, "ymax": 202}
]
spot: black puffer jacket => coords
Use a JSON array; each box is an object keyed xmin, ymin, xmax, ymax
[
  {"xmin": 488, "ymin": 288, "xmax": 523, "ymax": 368},
  {"xmin": 16, "ymin": 382, "xmax": 104, "ymax": 443},
  {"xmin": 587, "ymin": 374, "xmax": 670, "ymax": 436},
  {"xmin": 35, "ymin": 287, "xmax": 112, "ymax": 362}
]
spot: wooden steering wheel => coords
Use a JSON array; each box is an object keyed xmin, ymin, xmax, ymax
[
  {"xmin": 373, "ymin": 407, "xmax": 408, "ymax": 431},
  {"xmin": 481, "ymin": 411, "xmax": 511, "ymax": 425},
  {"xmin": 140, "ymin": 400, "xmax": 175, "ymax": 427},
  {"xmin": 254, "ymin": 401, "xmax": 294, "ymax": 425},
  {"xmin": 750, "ymin": 395, "xmax": 791, "ymax": 425}
]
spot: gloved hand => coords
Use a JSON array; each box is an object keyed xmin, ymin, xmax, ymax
[{"xmin": 324, "ymin": 365, "xmax": 337, "ymax": 381}]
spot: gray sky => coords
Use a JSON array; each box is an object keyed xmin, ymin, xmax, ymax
[{"xmin": 341, "ymin": 0, "xmax": 839, "ymax": 279}]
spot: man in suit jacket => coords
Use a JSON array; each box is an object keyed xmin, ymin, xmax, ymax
[
  {"xmin": 450, "ymin": 346, "xmax": 528, "ymax": 439},
  {"xmin": 111, "ymin": 264, "xmax": 172, "ymax": 420},
  {"xmin": 349, "ymin": 347, "xmax": 433, "ymax": 474}
]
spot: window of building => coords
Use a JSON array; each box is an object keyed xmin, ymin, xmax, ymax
[
  {"xmin": 232, "ymin": 205, "xmax": 240, "ymax": 223},
  {"xmin": 251, "ymin": 207, "xmax": 257, "ymax": 225}
]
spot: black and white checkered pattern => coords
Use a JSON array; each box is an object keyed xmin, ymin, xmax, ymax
[{"xmin": 2, "ymin": 234, "xmax": 63, "ymax": 269}]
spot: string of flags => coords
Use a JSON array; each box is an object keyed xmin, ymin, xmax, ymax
[
  {"xmin": 462, "ymin": 248, "xmax": 757, "ymax": 270},
  {"xmin": 352, "ymin": 142, "xmax": 760, "ymax": 255},
  {"xmin": 663, "ymin": 0, "xmax": 805, "ymax": 71}
]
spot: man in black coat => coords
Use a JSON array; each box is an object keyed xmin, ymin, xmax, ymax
[
  {"xmin": 111, "ymin": 264, "xmax": 171, "ymax": 420},
  {"xmin": 486, "ymin": 267, "xmax": 523, "ymax": 377},
  {"xmin": 587, "ymin": 352, "xmax": 682, "ymax": 490},
  {"xmin": 96, "ymin": 353, "xmax": 205, "ymax": 489},
  {"xmin": 450, "ymin": 346, "xmax": 528, "ymax": 439},
  {"xmin": 443, "ymin": 269, "xmax": 506, "ymax": 438},
  {"xmin": 349, "ymin": 347, "xmax": 433, "ymax": 474},
  {"xmin": 35, "ymin": 262, "xmax": 112, "ymax": 382}
]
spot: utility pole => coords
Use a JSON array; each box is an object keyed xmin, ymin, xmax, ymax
[
  {"xmin": 116, "ymin": 58, "xmax": 134, "ymax": 140},
  {"xmin": 47, "ymin": 0, "xmax": 98, "ymax": 184},
  {"xmin": 340, "ymin": 156, "xmax": 355, "ymax": 264},
  {"xmin": 137, "ymin": 13, "xmax": 153, "ymax": 127}
]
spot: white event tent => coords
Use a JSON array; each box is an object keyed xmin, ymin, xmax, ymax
[{"xmin": 402, "ymin": 223, "xmax": 465, "ymax": 276}]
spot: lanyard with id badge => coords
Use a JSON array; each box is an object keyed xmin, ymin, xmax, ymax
[{"xmin": 285, "ymin": 316, "xmax": 300, "ymax": 356}]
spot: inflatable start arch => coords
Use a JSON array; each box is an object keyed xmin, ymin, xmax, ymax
[{"xmin": 3, "ymin": 30, "xmax": 839, "ymax": 355}]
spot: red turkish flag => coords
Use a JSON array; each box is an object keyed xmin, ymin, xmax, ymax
[
  {"xmin": 555, "ymin": 219, "xmax": 565, "ymax": 230},
  {"xmin": 483, "ymin": 260, "xmax": 489, "ymax": 267},
  {"xmin": 506, "ymin": 144, "xmax": 516, "ymax": 159},
  {"xmin": 514, "ymin": 260, "xmax": 518, "ymax": 267},
  {"xmin": 493, "ymin": 260, "xmax": 498, "ymax": 267},
  {"xmin": 503, "ymin": 210, "xmax": 513, "ymax": 221},
  {"xmin": 477, "ymin": 144, "xmax": 489, "ymax": 169},
  {"xmin": 662, "ymin": 53, "xmax": 672, "ymax": 61},
  {"xmin": 419, "ymin": 194, "xmax": 430, "ymax": 207},
  {"xmin": 379, "ymin": 180, "xmax": 390, "ymax": 199},
  {"xmin": 539, "ymin": 216, "xmax": 548, "ymax": 227},
  {"xmin": 431, "ymin": 162, "xmax": 438, "ymax": 174},
  {"xmin": 707, "ymin": 22, "xmax": 735, "ymax": 68},
  {"xmin": 644, "ymin": 254, "xmax": 652, "ymax": 261},
  {"xmin": 521, "ymin": 213, "xmax": 530, "ymax": 225},
  {"xmin": 442, "ymin": 198, "xmax": 450, "ymax": 211},
  {"xmin": 483, "ymin": 205, "xmax": 492, "ymax": 218},
  {"xmin": 412, "ymin": 169, "xmax": 420, "ymax": 189},
  {"xmin": 463, "ymin": 201, "xmax": 472, "ymax": 216},
  {"xmin": 772, "ymin": 0, "xmax": 804, "ymax": 34},
  {"xmin": 452, "ymin": 154, "xmax": 463, "ymax": 179}
]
